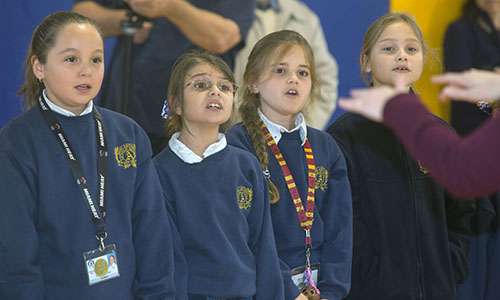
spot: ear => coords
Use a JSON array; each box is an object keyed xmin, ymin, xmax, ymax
[
  {"xmin": 248, "ymin": 81, "xmax": 259, "ymax": 94},
  {"xmin": 362, "ymin": 54, "xmax": 371, "ymax": 73},
  {"xmin": 172, "ymin": 99, "xmax": 182, "ymax": 116},
  {"xmin": 31, "ymin": 56, "xmax": 44, "ymax": 80}
]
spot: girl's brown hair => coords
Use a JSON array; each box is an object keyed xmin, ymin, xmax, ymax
[
  {"xmin": 17, "ymin": 11, "xmax": 103, "ymax": 109},
  {"xmin": 239, "ymin": 30, "xmax": 318, "ymax": 204},
  {"xmin": 165, "ymin": 49, "xmax": 236, "ymax": 139},
  {"xmin": 359, "ymin": 12, "xmax": 431, "ymax": 86}
]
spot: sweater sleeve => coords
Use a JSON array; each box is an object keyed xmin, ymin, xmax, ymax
[
  {"xmin": 316, "ymin": 139, "xmax": 353, "ymax": 300},
  {"xmin": 0, "ymin": 152, "xmax": 44, "ymax": 299},
  {"xmin": 248, "ymin": 172, "xmax": 285, "ymax": 300},
  {"xmin": 383, "ymin": 93, "xmax": 500, "ymax": 198},
  {"xmin": 131, "ymin": 143, "xmax": 177, "ymax": 299}
]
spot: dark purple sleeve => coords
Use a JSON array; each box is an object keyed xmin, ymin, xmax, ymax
[{"xmin": 383, "ymin": 93, "xmax": 500, "ymax": 198}]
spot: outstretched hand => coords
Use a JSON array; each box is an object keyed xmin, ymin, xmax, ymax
[
  {"xmin": 338, "ymin": 78, "xmax": 407, "ymax": 123},
  {"xmin": 432, "ymin": 69, "xmax": 500, "ymax": 103}
]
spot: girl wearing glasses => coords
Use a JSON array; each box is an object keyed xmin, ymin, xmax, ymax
[{"xmin": 153, "ymin": 49, "xmax": 284, "ymax": 300}]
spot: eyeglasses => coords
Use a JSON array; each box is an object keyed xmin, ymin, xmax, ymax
[{"xmin": 185, "ymin": 79, "xmax": 237, "ymax": 94}]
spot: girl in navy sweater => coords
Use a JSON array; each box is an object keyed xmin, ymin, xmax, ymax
[
  {"xmin": 0, "ymin": 11, "xmax": 175, "ymax": 299},
  {"xmin": 153, "ymin": 49, "xmax": 284, "ymax": 300},
  {"xmin": 226, "ymin": 30, "xmax": 353, "ymax": 300}
]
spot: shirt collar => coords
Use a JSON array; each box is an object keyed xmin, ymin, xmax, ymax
[
  {"xmin": 43, "ymin": 89, "xmax": 93, "ymax": 117},
  {"xmin": 168, "ymin": 132, "xmax": 227, "ymax": 164},
  {"xmin": 256, "ymin": 0, "xmax": 280, "ymax": 12},
  {"xmin": 258, "ymin": 109, "xmax": 307, "ymax": 145}
]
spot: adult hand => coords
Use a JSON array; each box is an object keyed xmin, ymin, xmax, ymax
[
  {"xmin": 126, "ymin": 0, "xmax": 173, "ymax": 19},
  {"xmin": 338, "ymin": 78, "xmax": 407, "ymax": 123},
  {"xmin": 431, "ymin": 69, "xmax": 500, "ymax": 103},
  {"xmin": 133, "ymin": 20, "xmax": 153, "ymax": 43}
]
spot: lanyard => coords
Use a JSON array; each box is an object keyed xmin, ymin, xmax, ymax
[
  {"xmin": 260, "ymin": 120, "xmax": 320, "ymax": 293},
  {"xmin": 38, "ymin": 98, "xmax": 109, "ymax": 250},
  {"xmin": 260, "ymin": 120, "xmax": 316, "ymax": 246}
]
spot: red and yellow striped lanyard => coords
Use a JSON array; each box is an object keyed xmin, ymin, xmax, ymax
[{"xmin": 260, "ymin": 120, "xmax": 316, "ymax": 246}]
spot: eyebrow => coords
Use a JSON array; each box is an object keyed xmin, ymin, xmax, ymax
[
  {"xmin": 270, "ymin": 62, "xmax": 311, "ymax": 69},
  {"xmin": 57, "ymin": 48, "xmax": 104, "ymax": 55},
  {"xmin": 378, "ymin": 38, "xmax": 420, "ymax": 43},
  {"xmin": 186, "ymin": 72, "xmax": 228, "ymax": 81}
]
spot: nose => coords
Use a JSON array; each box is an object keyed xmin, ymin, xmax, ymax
[
  {"xmin": 396, "ymin": 49, "xmax": 408, "ymax": 62},
  {"xmin": 287, "ymin": 72, "xmax": 299, "ymax": 84},
  {"xmin": 79, "ymin": 63, "xmax": 91, "ymax": 77},
  {"xmin": 209, "ymin": 83, "xmax": 221, "ymax": 96}
]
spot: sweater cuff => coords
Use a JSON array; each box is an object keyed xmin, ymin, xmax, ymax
[{"xmin": 284, "ymin": 278, "xmax": 301, "ymax": 300}]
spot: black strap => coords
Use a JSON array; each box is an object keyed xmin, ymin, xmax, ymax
[{"xmin": 38, "ymin": 98, "xmax": 108, "ymax": 238}]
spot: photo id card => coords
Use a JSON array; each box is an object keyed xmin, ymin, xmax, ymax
[
  {"xmin": 291, "ymin": 262, "xmax": 320, "ymax": 290},
  {"xmin": 83, "ymin": 244, "xmax": 120, "ymax": 285}
]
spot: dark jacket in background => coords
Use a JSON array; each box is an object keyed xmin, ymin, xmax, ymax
[
  {"xmin": 327, "ymin": 113, "xmax": 475, "ymax": 300},
  {"xmin": 444, "ymin": 10, "xmax": 500, "ymax": 135}
]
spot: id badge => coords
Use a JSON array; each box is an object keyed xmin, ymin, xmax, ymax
[
  {"xmin": 291, "ymin": 262, "xmax": 320, "ymax": 289},
  {"xmin": 83, "ymin": 244, "xmax": 120, "ymax": 285}
]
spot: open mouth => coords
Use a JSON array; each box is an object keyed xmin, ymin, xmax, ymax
[
  {"xmin": 207, "ymin": 102, "xmax": 222, "ymax": 109},
  {"xmin": 393, "ymin": 66, "xmax": 410, "ymax": 72},
  {"xmin": 286, "ymin": 89, "xmax": 298, "ymax": 96},
  {"xmin": 75, "ymin": 84, "xmax": 91, "ymax": 90}
]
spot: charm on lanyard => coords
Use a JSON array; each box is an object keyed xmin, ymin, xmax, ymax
[
  {"xmin": 304, "ymin": 240, "xmax": 320, "ymax": 295},
  {"xmin": 260, "ymin": 120, "xmax": 320, "ymax": 295}
]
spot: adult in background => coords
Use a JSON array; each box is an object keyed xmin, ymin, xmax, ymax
[
  {"xmin": 232, "ymin": 0, "xmax": 338, "ymax": 130},
  {"xmin": 444, "ymin": 2, "xmax": 500, "ymax": 297},
  {"xmin": 444, "ymin": 0, "xmax": 500, "ymax": 135},
  {"xmin": 73, "ymin": 0, "xmax": 255, "ymax": 155}
]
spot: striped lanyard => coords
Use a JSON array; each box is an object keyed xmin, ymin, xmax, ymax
[
  {"xmin": 260, "ymin": 120, "xmax": 320, "ymax": 293},
  {"xmin": 260, "ymin": 120, "xmax": 316, "ymax": 246}
]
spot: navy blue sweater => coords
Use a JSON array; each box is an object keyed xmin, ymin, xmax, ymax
[
  {"xmin": 0, "ymin": 106, "xmax": 176, "ymax": 299},
  {"xmin": 226, "ymin": 124, "xmax": 353, "ymax": 300},
  {"xmin": 153, "ymin": 145, "xmax": 284, "ymax": 300}
]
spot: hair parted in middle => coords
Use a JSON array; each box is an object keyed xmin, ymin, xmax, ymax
[
  {"xmin": 359, "ymin": 12, "xmax": 432, "ymax": 86},
  {"xmin": 238, "ymin": 30, "xmax": 318, "ymax": 204},
  {"xmin": 164, "ymin": 48, "xmax": 236, "ymax": 139}
]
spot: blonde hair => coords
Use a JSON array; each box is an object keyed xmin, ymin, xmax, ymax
[
  {"xmin": 239, "ymin": 30, "xmax": 318, "ymax": 204},
  {"xmin": 17, "ymin": 11, "xmax": 103, "ymax": 109},
  {"xmin": 165, "ymin": 49, "xmax": 235, "ymax": 139},
  {"xmin": 359, "ymin": 12, "xmax": 431, "ymax": 86}
]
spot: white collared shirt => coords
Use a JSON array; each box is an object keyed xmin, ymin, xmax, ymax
[
  {"xmin": 43, "ymin": 89, "xmax": 93, "ymax": 117},
  {"xmin": 258, "ymin": 109, "xmax": 307, "ymax": 145},
  {"xmin": 168, "ymin": 132, "xmax": 227, "ymax": 164}
]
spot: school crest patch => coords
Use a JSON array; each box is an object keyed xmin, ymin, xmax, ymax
[
  {"xmin": 237, "ymin": 186, "xmax": 253, "ymax": 210},
  {"xmin": 418, "ymin": 160, "xmax": 428, "ymax": 174},
  {"xmin": 114, "ymin": 143, "xmax": 137, "ymax": 169},
  {"xmin": 315, "ymin": 166, "xmax": 328, "ymax": 191}
]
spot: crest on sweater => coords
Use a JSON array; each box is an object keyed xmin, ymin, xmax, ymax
[
  {"xmin": 237, "ymin": 186, "xmax": 253, "ymax": 210},
  {"xmin": 315, "ymin": 166, "xmax": 328, "ymax": 191},
  {"xmin": 114, "ymin": 143, "xmax": 137, "ymax": 169},
  {"xmin": 418, "ymin": 160, "xmax": 428, "ymax": 174}
]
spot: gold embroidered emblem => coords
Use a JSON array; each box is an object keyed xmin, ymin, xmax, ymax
[
  {"xmin": 115, "ymin": 143, "xmax": 137, "ymax": 169},
  {"xmin": 237, "ymin": 186, "xmax": 253, "ymax": 210},
  {"xmin": 418, "ymin": 160, "xmax": 428, "ymax": 174},
  {"xmin": 315, "ymin": 166, "xmax": 328, "ymax": 191}
]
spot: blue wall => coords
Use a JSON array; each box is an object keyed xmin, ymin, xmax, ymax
[{"xmin": 0, "ymin": 0, "xmax": 389, "ymax": 128}]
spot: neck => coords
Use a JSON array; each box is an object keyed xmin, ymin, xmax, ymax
[
  {"xmin": 178, "ymin": 126, "xmax": 220, "ymax": 157},
  {"xmin": 261, "ymin": 110, "xmax": 296, "ymax": 130}
]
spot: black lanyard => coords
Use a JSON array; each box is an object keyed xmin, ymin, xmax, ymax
[{"xmin": 38, "ymin": 98, "xmax": 109, "ymax": 243}]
